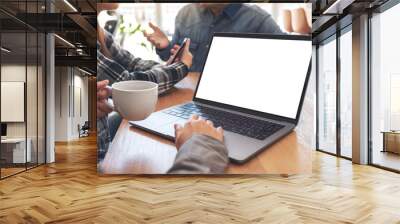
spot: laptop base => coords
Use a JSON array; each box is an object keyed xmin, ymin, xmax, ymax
[{"xmin": 130, "ymin": 102, "xmax": 295, "ymax": 164}]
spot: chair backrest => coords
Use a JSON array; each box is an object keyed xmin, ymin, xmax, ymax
[{"xmin": 82, "ymin": 121, "xmax": 90, "ymax": 129}]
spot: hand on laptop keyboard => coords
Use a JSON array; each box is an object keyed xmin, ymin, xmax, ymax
[
  {"xmin": 164, "ymin": 103, "xmax": 284, "ymax": 140},
  {"xmin": 174, "ymin": 114, "xmax": 224, "ymax": 150}
]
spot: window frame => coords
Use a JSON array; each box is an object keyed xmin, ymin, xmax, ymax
[
  {"xmin": 367, "ymin": 0, "xmax": 400, "ymax": 173},
  {"xmin": 315, "ymin": 22, "xmax": 353, "ymax": 160}
]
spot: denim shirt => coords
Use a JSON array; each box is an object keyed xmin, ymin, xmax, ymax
[{"xmin": 156, "ymin": 3, "xmax": 283, "ymax": 72}]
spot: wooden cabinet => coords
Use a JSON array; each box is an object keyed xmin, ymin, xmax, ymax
[
  {"xmin": 382, "ymin": 131, "xmax": 400, "ymax": 154},
  {"xmin": 0, "ymin": 138, "xmax": 32, "ymax": 165}
]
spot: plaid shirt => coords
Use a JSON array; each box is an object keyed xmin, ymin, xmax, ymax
[{"xmin": 97, "ymin": 31, "xmax": 189, "ymax": 162}]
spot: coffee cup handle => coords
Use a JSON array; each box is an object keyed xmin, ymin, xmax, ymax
[
  {"xmin": 106, "ymin": 86, "xmax": 116, "ymax": 112},
  {"xmin": 106, "ymin": 99, "xmax": 115, "ymax": 112}
]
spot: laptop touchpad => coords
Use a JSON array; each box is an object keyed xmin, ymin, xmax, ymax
[
  {"xmin": 159, "ymin": 118, "xmax": 186, "ymax": 138},
  {"xmin": 133, "ymin": 112, "xmax": 178, "ymax": 128}
]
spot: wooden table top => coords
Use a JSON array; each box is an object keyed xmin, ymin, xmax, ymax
[{"xmin": 101, "ymin": 72, "xmax": 313, "ymax": 174}]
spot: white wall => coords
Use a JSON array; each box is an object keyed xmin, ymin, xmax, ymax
[
  {"xmin": 1, "ymin": 65, "xmax": 40, "ymax": 138},
  {"xmin": 1, "ymin": 63, "xmax": 46, "ymax": 164},
  {"xmin": 72, "ymin": 74, "xmax": 89, "ymax": 138},
  {"xmin": 55, "ymin": 66, "xmax": 69, "ymax": 141},
  {"xmin": 1, "ymin": 65, "xmax": 26, "ymax": 139},
  {"xmin": 54, "ymin": 67, "xmax": 89, "ymax": 141}
]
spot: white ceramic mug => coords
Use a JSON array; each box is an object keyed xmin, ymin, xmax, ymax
[{"xmin": 111, "ymin": 80, "xmax": 158, "ymax": 121}]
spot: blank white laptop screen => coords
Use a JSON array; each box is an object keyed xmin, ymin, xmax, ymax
[{"xmin": 195, "ymin": 35, "xmax": 312, "ymax": 119}]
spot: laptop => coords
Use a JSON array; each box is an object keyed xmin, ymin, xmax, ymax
[{"xmin": 130, "ymin": 33, "xmax": 312, "ymax": 163}]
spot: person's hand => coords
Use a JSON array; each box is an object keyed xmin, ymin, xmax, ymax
[
  {"xmin": 167, "ymin": 39, "xmax": 193, "ymax": 68},
  {"xmin": 174, "ymin": 114, "xmax": 224, "ymax": 150},
  {"xmin": 97, "ymin": 80, "xmax": 113, "ymax": 118},
  {"xmin": 143, "ymin": 22, "xmax": 169, "ymax": 49}
]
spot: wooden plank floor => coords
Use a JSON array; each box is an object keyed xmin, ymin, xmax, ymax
[{"xmin": 0, "ymin": 135, "xmax": 400, "ymax": 223}]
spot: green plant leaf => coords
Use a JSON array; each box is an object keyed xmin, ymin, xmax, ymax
[{"xmin": 133, "ymin": 24, "xmax": 141, "ymax": 33}]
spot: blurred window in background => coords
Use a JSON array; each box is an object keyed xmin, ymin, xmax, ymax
[
  {"xmin": 371, "ymin": 3, "xmax": 400, "ymax": 171},
  {"xmin": 339, "ymin": 28, "xmax": 352, "ymax": 158},
  {"xmin": 317, "ymin": 36, "xmax": 337, "ymax": 155}
]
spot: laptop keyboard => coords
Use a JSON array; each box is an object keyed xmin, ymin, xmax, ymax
[{"xmin": 163, "ymin": 103, "xmax": 284, "ymax": 140}]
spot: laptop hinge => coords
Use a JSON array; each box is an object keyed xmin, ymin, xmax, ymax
[{"xmin": 192, "ymin": 98, "xmax": 296, "ymax": 124}]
